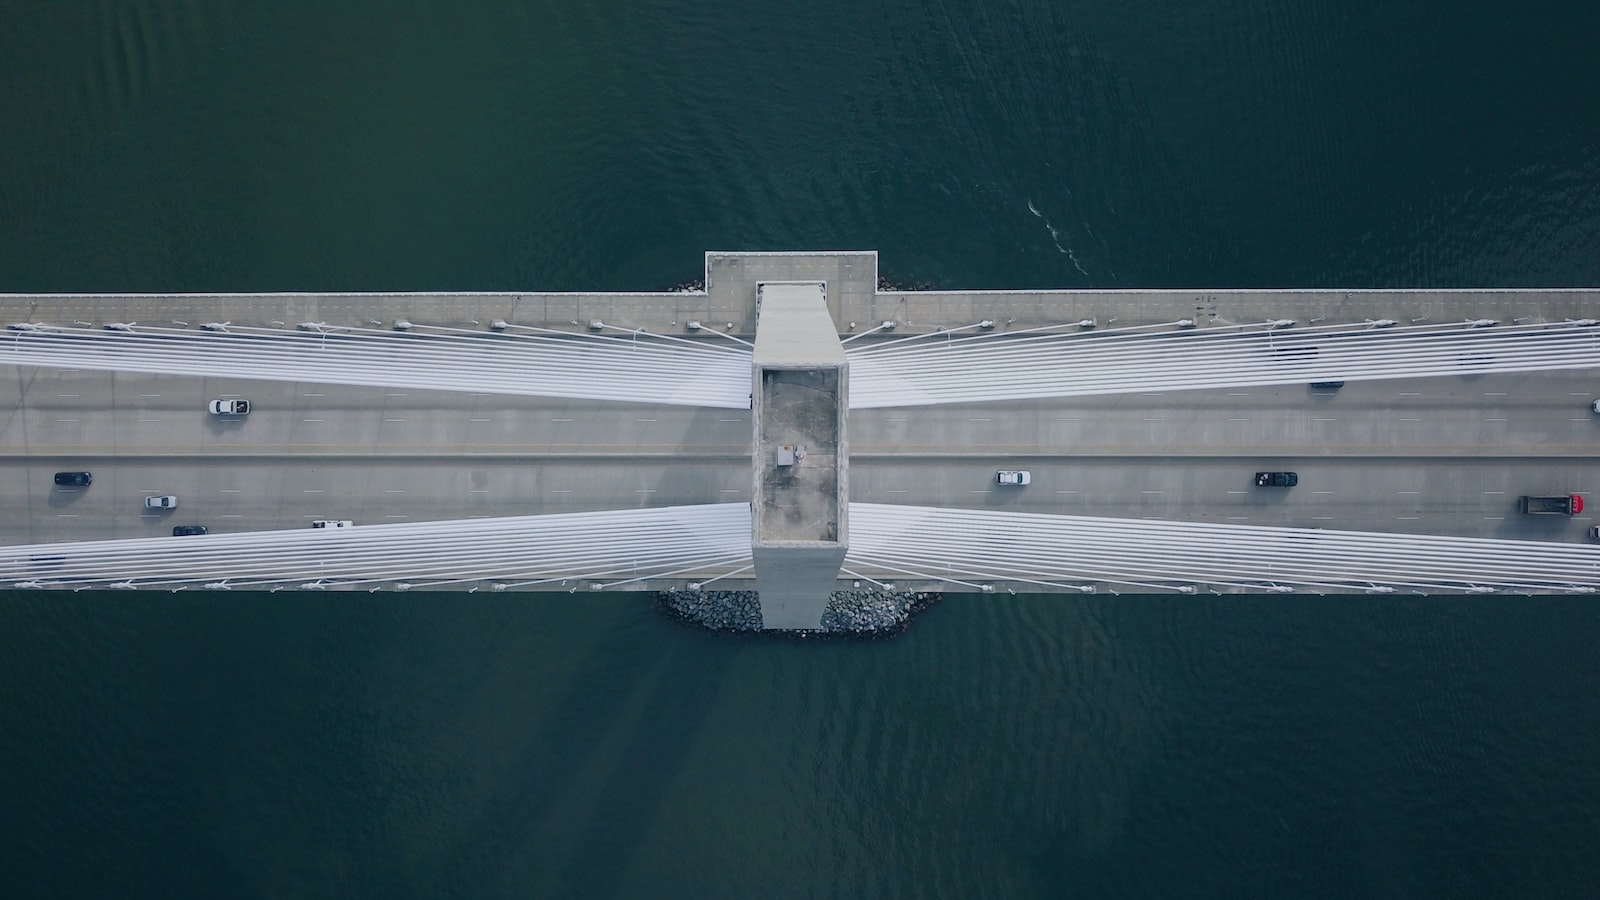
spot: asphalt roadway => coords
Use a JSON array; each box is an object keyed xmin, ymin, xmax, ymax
[{"xmin": 0, "ymin": 365, "xmax": 1596, "ymax": 545}]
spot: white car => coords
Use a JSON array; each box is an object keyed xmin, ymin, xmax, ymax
[
  {"xmin": 145, "ymin": 495, "xmax": 179, "ymax": 509},
  {"xmin": 310, "ymin": 520, "xmax": 354, "ymax": 529},
  {"xmin": 1592, "ymin": 399, "xmax": 1600, "ymax": 414},
  {"xmin": 996, "ymin": 470, "xmax": 1031, "ymax": 486},
  {"xmin": 209, "ymin": 399, "xmax": 251, "ymax": 415}
]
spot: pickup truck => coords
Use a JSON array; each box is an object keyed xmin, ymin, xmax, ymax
[{"xmin": 1519, "ymin": 494, "xmax": 1583, "ymax": 515}]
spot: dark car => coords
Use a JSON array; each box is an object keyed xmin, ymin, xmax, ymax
[
  {"xmin": 1255, "ymin": 471, "xmax": 1298, "ymax": 487},
  {"xmin": 53, "ymin": 471, "xmax": 92, "ymax": 487},
  {"xmin": 1310, "ymin": 381, "xmax": 1345, "ymax": 389},
  {"xmin": 172, "ymin": 525, "xmax": 209, "ymax": 536}
]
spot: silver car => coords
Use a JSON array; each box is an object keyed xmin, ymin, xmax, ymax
[{"xmin": 208, "ymin": 399, "xmax": 251, "ymax": 415}]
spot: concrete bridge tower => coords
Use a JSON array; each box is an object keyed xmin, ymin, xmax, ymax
[{"xmin": 750, "ymin": 282, "xmax": 849, "ymax": 629}]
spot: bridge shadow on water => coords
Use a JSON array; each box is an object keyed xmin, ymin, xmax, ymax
[{"xmin": 444, "ymin": 596, "xmax": 745, "ymax": 899}]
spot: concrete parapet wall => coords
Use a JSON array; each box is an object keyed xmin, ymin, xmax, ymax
[
  {"xmin": 0, "ymin": 291, "xmax": 723, "ymax": 335},
  {"xmin": 864, "ymin": 288, "xmax": 1600, "ymax": 334},
  {"xmin": 4, "ymin": 280, "xmax": 1595, "ymax": 341}
]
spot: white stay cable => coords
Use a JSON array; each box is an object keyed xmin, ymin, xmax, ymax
[
  {"xmin": 0, "ymin": 323, "xmax": 753, "ymax": 409},
  {"xmin": 0, "ymin": 504, "xmax": 752, "ymax": 591},
  {"xmin": 847, "ymin": 503, "xmax": 1600, "ymax": 594},
  {"xmin": 847, "ymin": 319, "xmax": 1600, "ymax": 408}
]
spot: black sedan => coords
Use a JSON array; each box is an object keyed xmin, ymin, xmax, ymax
[{"xmin": 1255, "ymin": 471, "xmax": 1298, "ymax": 487}]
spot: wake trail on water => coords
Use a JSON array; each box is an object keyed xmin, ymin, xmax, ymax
[{"xmin": 1027, "ymin": 199, "xmax": 1092, "ymax": 280}]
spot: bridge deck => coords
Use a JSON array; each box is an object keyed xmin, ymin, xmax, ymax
[
  {"xmin": 0, "ymin": 367, "xmax": 1594, "ymax": 556},
  {"xmin": 0, "ymin": 251, "xmax": 1596, "ymax": 594}
]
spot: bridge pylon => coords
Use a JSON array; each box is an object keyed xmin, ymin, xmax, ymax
[{"xmin": 750, "ymin": 282, "xmax": 849, "ymax": 629}]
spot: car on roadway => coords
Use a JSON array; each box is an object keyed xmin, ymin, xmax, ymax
[
  {"xmin": 1255, "ymin": 471, "xmax": 1298, "ymax": 487},
  {"xmin": 996, "ymin": 471, "xmax": 1031, "ymax": 486},
  {"xmin": 1310, "ymin": 381, "xmax": 1345, "ymax": 389},
  {"xmin": 53, "ymin": 471, "xmax": 92, "ymax": 487},
  {"xmin": 145, "ymin": 495, "xmax": 179, "ymax": 509},
  {"xmin": 311, "ymin": 519, "xmax": 354, "ymax": 529},
  {"xmin": 172, "ymin": 525, "xmax": 208, "ymax": 536},
  {"xmin": 208, "ymin": 399, "xmax": 251, "ymax": 415},
  {"xmin": 1592, "ymin": 399, "xmax": 1600, "ymax": 414}
]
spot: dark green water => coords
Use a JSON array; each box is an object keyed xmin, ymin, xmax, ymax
[{"xmin": 3, "ymin": 1, "xmax": 1600, "ymax": 897}]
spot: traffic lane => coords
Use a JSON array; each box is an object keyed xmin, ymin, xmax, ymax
[
  {"xmin": 10, "ymin": 362, "xmax": 1594, "ymax": 458},
  {"xmin": 2, "ymin": 458, "xmax": 751, "ymax": 544},
  {"xmin": 0, "ymin": 367, "xmax": 752, "ymax": 454},
  {"xmin": 848, "ymin": 371, "xmax": 1600, "ymax": 455},
  {"xmin": 848, "ymin": 457, "xmax": 1600, "ymax": 540},
  {"xmin": 851, "ymin": 369, "xmax": 1598, "ymax": 417}
]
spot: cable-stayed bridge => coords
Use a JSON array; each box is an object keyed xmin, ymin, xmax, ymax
[{"xmin": 2, "ymin": 251, "xmax": 1597, "ymax": 628}]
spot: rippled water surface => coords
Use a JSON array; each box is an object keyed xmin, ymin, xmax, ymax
[{"xmin": 2, "ymin": 1, "xmax": 1600, "ymax": 897}]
